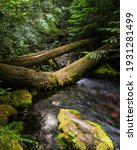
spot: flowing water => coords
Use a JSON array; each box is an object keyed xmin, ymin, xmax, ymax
[{"xmin": 22, "ymin": 78, "xmax": 120, "ymax": 150}]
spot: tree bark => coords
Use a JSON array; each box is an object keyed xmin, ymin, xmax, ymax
[
  {"xmin": 0, "ymin": 45, "xmax": 113, "ymax": 89},
  {"xmin": 0, "ymin": 39, "xmax": 92, "ymax": 66}
]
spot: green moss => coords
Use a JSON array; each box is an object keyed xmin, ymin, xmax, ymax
[
  {"xmin": 0, "ymin": 89, "xmax": 32, "ymax": 107},
  {"xmin": 11, "ymin": 89, "xmax": 32, "ymax": 107},
  {"xmin": 94, "ymin": 64, "xmax": 117, "ymax": 76},
  {"xmin": 11, "ymin": 140, "xmax": 23, "ymax": 150},
  {"xmin": 31, "ymin": 89, "xmax": 38, "ymax": 96},
  {"xmin": 57, "ymin": 133, "xmax": 68, "ymax": 149},
  {"xmin": 57, "ymin": 109, "xmax": 114, "ymax": 150},
  {"xmin": 86, "ymin": 121, "xmax": 114, "ymax": 150},
  {"xmin": 67, "ymin": 109, "xmax": 80, "ymax": 115},
  {"xmin": 57, "ymin": 109, "xmax": 87, "ymax": 150},
  {"xmin": 0, "ymin": 140, "xmax": 23, "ymax": 150},
  {"xmin": 49, "ymin": 59, "xmax": 58, "ymax": 68},
  {"xmin": 0, "ymin": 104, "xmax": 17, "ymax": 126}
]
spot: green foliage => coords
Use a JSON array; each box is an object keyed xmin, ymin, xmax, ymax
[
  {"xmin": 0, "ymin": 0, "xmax": 120, "ymax": 58},
  {"xmin": 100, "ymin": 10, "xmax": 120, "ymax": 44},
  {"xmin": 94, "ymin": 64, "xmax": 118, "ymax": 76},
  {"xmin": 0, "ymin": 122, "xmax": 43, "ymax": 149},
  {"xmin": 68, "ymin": 0, "xmax": 120, "ymax": 44},
  {"xmin": 0, "ymin": 88, "xmax": 11, "ymax": 97},
  {"xmin": 88, "ymin": 50, "xmax": 107, "ymax": 61},
  {"xmin": 0, "ymin": 0, "xmax": 66, "ymax": 58}
]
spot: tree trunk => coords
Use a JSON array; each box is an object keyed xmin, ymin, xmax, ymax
[
  {"xmin": 0, "ymin": 45, "xmax": 112, "ymax": 89},
  {"xmin": 0, "ymin": 39, "xmax": 92, "ymax": 66}
]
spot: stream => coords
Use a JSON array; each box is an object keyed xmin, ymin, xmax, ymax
[{"xmin": 21, "ymin": 78, "xmax": 120, "ymax": 150}]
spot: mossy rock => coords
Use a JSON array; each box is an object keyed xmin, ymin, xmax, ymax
[
  {"xmin": 93, "ymin": 64, "xmax": 117, "ymax": 76},
  {"xmin": 12, "ymin": 140, "xmax": 23, "ymax": 150},
  {"xmin": 57, "ymin": 109, "xmax": 114, "ymax": 150},
  {"xmin": 0, "ymin": 104, "xmax": 17, "ymax": 126},
  {"xmin": 0, "ymin": 89, "xmax": 32, "ymax": 107},
  {"xmin": 11, "ymin": 89, "xmax": 32, "ymax": 107},
  {"xmin": 0, "ymin": 140, "xmax": 23, "ymax": 150}
]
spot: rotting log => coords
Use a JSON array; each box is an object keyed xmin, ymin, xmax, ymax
[
  {"xmin": 0, "ymin": 39, "xmax": 92, "ymax": 66},
  {"xmin": 0, "ymin": 44, "xmax": 115, "ymax": 89}
]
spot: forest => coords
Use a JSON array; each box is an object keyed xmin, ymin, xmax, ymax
[{"xmin": 0, "ymin": 0, "xmax": 120, "ymax": 150}]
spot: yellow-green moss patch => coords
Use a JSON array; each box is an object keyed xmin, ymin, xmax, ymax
[
  {"xmin": 57, "ymin": 109, "xmax": 114, "ymax": 150},
  {"xmin": 0, "ymin": 89, "xmax": 32, "ymax": 107},
  {"xmin": 11, "ymin": 89, "xmax": 32, "ymax": 107},
  {"xmin": 93, "ymin": 64, "xmax": 117, "ymax": 76},
  {"xmin": 11, "ymin": 140, "xmax": 23, "ymax": 150},
  {"xmin": 0, "ymin": 104, "xmax": 17, "ymax": 126}
]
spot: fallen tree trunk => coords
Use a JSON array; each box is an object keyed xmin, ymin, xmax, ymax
[
  {"xmin": 0, "ymin": 45, "xmax": 113, "ymax": 89},
  {"xmin": 0, "ymin": 39, "xmax": 92, "ymax": 66}
]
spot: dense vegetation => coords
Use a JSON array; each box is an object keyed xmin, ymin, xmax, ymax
[
  {"xmin": 0, "ymin": 0, "xmax": 119, "ymax": 58},
  {"xmin": 0, "ymin": 0, "xmax": 119, "ymax": 149}
]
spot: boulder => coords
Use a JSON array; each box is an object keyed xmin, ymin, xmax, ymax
[
  {"xmin": 57, "ymin": 109, "xmax": 114, "ymax": 150},
  {"xmin": 0, "ymin": 89, "xmax": 32, "ymax": 107},
  {"xmin": 11, "ymin": 89, "xmax": 32, "ymax": 107},
  {"xmin": 0, "ymin": 104, "xmax": 17, "ymax": 126}
]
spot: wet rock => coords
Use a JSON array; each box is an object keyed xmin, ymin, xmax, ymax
[
  {"xmin": 0, "ymin": 104, "xmax": 17, "ymax": 126},
  {"xmin": 57, "ymin": 109, "xmax": 114, "ymax": 150}
]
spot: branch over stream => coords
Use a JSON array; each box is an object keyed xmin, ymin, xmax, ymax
[{"xmin": 0, "ymin": 44, "xmax": 114, "ymax": 89}]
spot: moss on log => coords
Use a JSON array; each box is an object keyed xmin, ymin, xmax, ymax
[
  {"xmin": 0, "ymin": 44, "xmax": 114, "ymax": 89},
  {"xmin": 0, "ymin": 63, "xmax": 58, "ymax": 89},
  {"xmin": 0, "ymin": 39, "xmax": 92, "ymax": 66}
]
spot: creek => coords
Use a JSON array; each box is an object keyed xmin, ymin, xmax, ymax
[{"xmin": 21, "ymin": 77, "xmax": 120, "ymax": 150}]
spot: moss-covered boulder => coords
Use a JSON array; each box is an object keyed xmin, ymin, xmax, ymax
[
  {"xmin": 0, "ymin": 104, "xmax": 17, "ymax": 126},
  {"xmin": 57, "ymin": 109, "xmax": 114, "ymax": 150},
  {"xmin": 11, "ymin": 89, "xmax": 32, "ymax": 107},
  {"xmin": 0, "ymin": 89, "xmax": 32, "ymax": 107}
]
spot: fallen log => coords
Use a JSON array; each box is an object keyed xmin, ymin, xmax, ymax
[
  {"xmin": 0, "ymin": 45, "xmax": 114, "ymax": 89},
  {"xmin": 0, "ymin": 39, "xmax": 92, "ymax": 66}
]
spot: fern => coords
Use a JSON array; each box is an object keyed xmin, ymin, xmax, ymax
[
  {"xmin": 0, "ymin": 122, "xmax": 43, "ymax": 150},
  {"xmin": 68, "ymin": 0, "xmax": 120, "ymax": 42},
  {"xmin": 0, "ymin": 0, "xmax": 63, "ymax": 58},
  {"xmin": 99, "ymin": 10, "xmax": 120, "ymax": 44}
]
